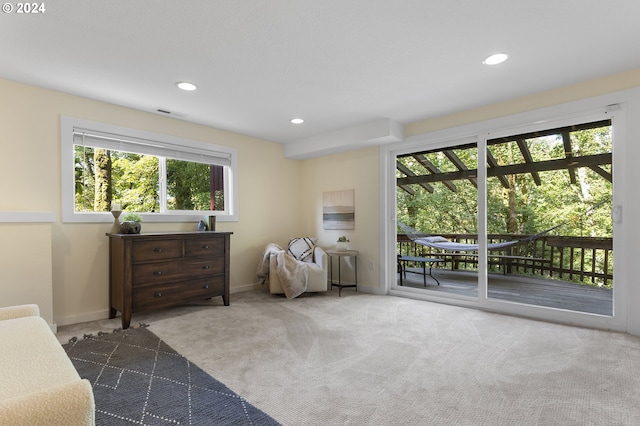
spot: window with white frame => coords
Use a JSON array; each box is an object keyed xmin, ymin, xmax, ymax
[{"xmin": 61, "ymin": 116, "xmax": 238, "ymax": 223}]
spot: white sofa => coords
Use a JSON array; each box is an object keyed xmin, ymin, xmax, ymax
[
  {"xmin": 269, "ymin": 246, "xmax": 329, "ymax": 294},
  {"xmin": 0, "ymin": 304, "xmax": 95, "ymax": 426}
]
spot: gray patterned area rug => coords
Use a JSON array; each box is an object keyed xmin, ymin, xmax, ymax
[{"xmin": 63, "ymin": 325, "xmax": 280, "ymax": 425}]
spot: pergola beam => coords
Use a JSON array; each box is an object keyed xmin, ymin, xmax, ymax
[
  {"xmin": 396, "ymin": 119, "xmax": 611, "ymax": 191},
  {"xmin": 444, "ymin": 149, "xmax": 478, "ymax": 188},
  {"xmin": 588, "ymin": 165, "xmax": 612, "ymax": 182},
  {"xmin": 397, "ymin": 153, "xmax": 612, "ymax": 186},
  {"xmin": 516, "ymin": 139, "xmax": 541, "ymax": 186},
  {"xmin": 413, "ymin": 155, "xmax": 457, "ymax": 192},
  {"xmin": 486, "ymin": 151, "xmax": 510, "ymax": 189},
  {"xmin": 561, "ymin": 131, "xmax": 577, "ymax": 184},
  {"xmin": 396, "ymin": 161, "xmax": 433, "ymax": 193}
]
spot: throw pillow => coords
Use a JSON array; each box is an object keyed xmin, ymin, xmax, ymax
[
  {"xmin": 288, "ymin": 237, "xmax": 317, "ymax": 263},
  {"xmin": 422, "ymin": 236, "xmax": 450, "ymax": 243}
]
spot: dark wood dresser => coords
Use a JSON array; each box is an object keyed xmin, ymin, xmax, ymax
[{"xmin": 107, "ymin": 231, "xmax": 232, "ymax": 328}]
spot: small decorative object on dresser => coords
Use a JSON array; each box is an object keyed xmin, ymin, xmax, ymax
[
  {"xmin": 119, "ymin": 212, "xmax": 142, "ymax": 234},
  {"xmin": 110, "ymin": 203, "xmax": 122, "ymax": 234},
  {"xmin": 107, "ymin": 231, "xmax": 232, "ymax": 328}
]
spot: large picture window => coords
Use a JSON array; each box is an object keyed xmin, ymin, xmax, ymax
[{"xmin": 62, "ymin": 117, "xmax": 237, "ymax": 223}]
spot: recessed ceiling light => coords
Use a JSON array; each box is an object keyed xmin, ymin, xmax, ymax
[
  {"xmin": 290, "ymin": 118, "xmax": 304, "ymax": 124},
  {"xmin": 176, "ymin": 81, "xmax": 197, "ymax": 91},
  {"xmin": 483, "ymin": 53, "xmax": 509, "ymax": 65}
]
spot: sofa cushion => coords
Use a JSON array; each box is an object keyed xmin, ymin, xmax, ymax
[
  {"xmin": 0, "ymin": 380, "xmax": 94, "ymax": 426},
  {"xmin": 287, "ymin": 237, "xmax": 317, "ymax": 263},
  {"xmin": 0, "ymin": 316, "xmax": 80, "ymax": 400},
  {"xmin": 0, "ymin": 304, "xmax": 39, "ymax": 321}
]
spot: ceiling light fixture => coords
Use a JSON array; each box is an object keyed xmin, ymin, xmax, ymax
[
  {"xmin": 483, "ymin": 53, "xmax": 509, "ymax": 65},
  {"xmin": 176, "ymin": 81, "xmax": 197, "ymax": 91},
  {"xmin": 290, "ymin": 118, "xmax": 304, "ymax": 124}
]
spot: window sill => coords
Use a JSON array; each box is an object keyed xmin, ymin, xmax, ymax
[{"xmin": 62, "ymin": 212, "xmax": 237, "ymax": 224}]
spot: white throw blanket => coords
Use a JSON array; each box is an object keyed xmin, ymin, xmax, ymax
[{"xmin": 256, "ymin": 243, "xmax": 308, "ymax": 299}]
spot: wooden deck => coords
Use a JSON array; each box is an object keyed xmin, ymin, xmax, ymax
[{"xmin": 398, "ymin": 267, "xmax": 613, "ymax": 316}]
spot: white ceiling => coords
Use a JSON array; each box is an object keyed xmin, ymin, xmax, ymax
[{"xmin": 2, "ymin": 1, "xmax": 640, "ymax": 151}]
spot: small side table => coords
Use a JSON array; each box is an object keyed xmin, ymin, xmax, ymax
[{"xmin": 326, "ymin": 249, "xmax": 358, "ymax": 296}]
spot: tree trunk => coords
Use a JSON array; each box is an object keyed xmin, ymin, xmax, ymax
[
  {"xmin": 506, "ymin": 174, "xmax": 518, "ymax": 234},
  {"xmin": 94, "ymin": 148, "xmax": 112, "ymax": 211}
]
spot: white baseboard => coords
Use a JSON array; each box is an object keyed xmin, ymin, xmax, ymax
[
  {"xmin": 55, "ymin": 283, "xmax": 263, "ymax": 327},
  {"xmin": 355, "ymin": 286, "xmax": 385, "ymax": 295},
  {"xmin": 232, "ymin": 283, "xmax": 263, "ymax": 293},
  {"xmin": 55, "ymin": 309, "xmax": 110, "ymax": 327}
]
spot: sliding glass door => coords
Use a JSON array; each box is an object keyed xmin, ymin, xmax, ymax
[
  {"xmin": 395, "ymin": 140, "xmax": 479, "ymax": 299},
  {"xmin": 485, "ymin": 120, "xmax": 613, "ymax": 316},
  {"xmin": 390, "ymin": 104, "xmax": 623, "ymax": 328}
]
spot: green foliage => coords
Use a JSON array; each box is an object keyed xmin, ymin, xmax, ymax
[
  {"xmin": 397, "ymin": 126, "xmax": 612, "ymax": 239},
  {"xmin": 397, "ymin": 146, "xmax": 479, "ymax": 234},
  {"xmin": 397, "ymin": 124, "xmax": 613, "ymax": 287},
  {"xmin": 74, "ymin": 146, "xmax": 224, "ymax": 214},
  {"xmin": 112, "ymin": 153, "xmax": 159, "ymax": 213},
  {"xmin": 166, "ymin": 159, "xmax": 219, "ymax": 211},
  {"xmin": 122, "ymin": 212, "xmax": 142, "ymax": 222}
]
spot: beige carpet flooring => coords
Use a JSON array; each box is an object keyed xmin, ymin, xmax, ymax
[{"xmin": 58, "ymin": 289, "xmax": 640, "ymax": 425}]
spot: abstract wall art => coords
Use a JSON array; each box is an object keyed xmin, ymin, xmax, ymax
[{"xmin": 323, "ymin": 189, "xmax": 355, "ymax": 230}]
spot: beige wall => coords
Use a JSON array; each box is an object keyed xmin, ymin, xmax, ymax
[
  {"xmin": 405, "ymin": 68, "xmax": 640, "ymax": 138},
  {"xmin": 301, "ymin": 147, "xmax": 381, "ymax": 293},
  {"xmin": 0, "ymin": 223, "xmax": 54, "ymax": 324},
  {"xmin": 2, "ymin": 67, "xmax": 640, "ymax": 330},
  {"xmin": 0, "ymin": 78, "xmax": 304, "ymax": 325}
]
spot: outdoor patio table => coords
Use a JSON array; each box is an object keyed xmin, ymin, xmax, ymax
[{"xmin": 398, "ymin": 256, "xmax": 444, "ymax": 286}]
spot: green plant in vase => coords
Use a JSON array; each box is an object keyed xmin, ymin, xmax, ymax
[
  {"xmin": 336, "ymin": 235, "xmax": 350, "ymax": 251},
  {"xmin": 120, "ymin": 212, "xmax": 142, "ymax": 234}
]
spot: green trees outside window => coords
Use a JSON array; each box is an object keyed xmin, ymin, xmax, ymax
[
  {"xmin": 74, "ymin": 146, "xmax": 224, "ymax": 213},
  {"xmin": 397, "ymin": 121, "xmax": 612, "ymax": 239},
  {"xmin": 396, "ymin": 120, "xmax": 613, "ymax": 287}
]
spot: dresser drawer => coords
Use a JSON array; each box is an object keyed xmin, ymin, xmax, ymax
[
  {"xmin": 183, "ymin": 257, "xmax": 225, "ymax": 275},
  {"xmin": 133, "ymin": 258, "xmax": 225, "ymax": 285},
  {"xmin": 132, "ymin": 278, "xmax": 225, "ymax": 311},
  {"xmin": 132, "ymin": 261, "xmax": 183, "ymax": 284},
  {"xmin": 132, "ymin": 239, "xmax": 182, "ymax": 262},
  {"xmin": 185, "ymin": 237, "xmax": 225, "ymax": 257}
]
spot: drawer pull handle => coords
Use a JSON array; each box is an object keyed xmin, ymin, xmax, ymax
[
  {"xmin": 203, "ymin": 284, "xmax": 210, "ymax": 289},
  {"xmin": 202, "ymin": 265, "xmax": 210, "ymax": 269},
  {"xmin": 153, "ymin": 248, "xmax": 164, "ymax": 253},
  {"xmin": 154, "ymin": 292, "xmax": 162, "ymax": 297},
  {"xmin": 154, "ymin": 271, "xmax": 163, "ymax": 275},
  {"xmin": 202, "ymin": 245, "xmax": 210, "ymax": 249}
]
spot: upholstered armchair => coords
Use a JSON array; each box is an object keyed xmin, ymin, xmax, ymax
[{"xmin": 268, "ymin": 238, "xmax": 329, "ymax": 296}]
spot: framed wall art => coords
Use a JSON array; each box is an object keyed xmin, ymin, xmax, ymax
[{"xmin": 323, "ymin": 189, "xmax": 355, "ymax": 230}]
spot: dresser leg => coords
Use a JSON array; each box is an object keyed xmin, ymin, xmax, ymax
[
  {"xmin": 109, "ymin": 307, "xmax": 117, "ymax": 319},
  {"xmin": 121, "ymin": 312, "xmax": 131, "ymax": 329}
]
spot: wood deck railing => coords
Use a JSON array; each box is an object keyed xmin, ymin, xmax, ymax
[{"xmin": 398, "ymin": 233, "xmax": 613, "ymax": 287}]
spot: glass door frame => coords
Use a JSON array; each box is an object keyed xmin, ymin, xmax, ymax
[{"xmin": 382, "ymin": 96, "xmax": 629, "ymax": 332}]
